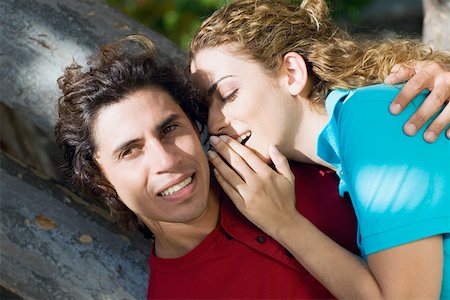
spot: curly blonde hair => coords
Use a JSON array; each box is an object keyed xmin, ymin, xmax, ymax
[{"xmin": 190, "ymin": 0, "xmax": 450, "ymax": 107}]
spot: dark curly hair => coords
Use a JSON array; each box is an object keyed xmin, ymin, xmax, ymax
[{"xmin": 54, "ymin": 35, "xmax": 207, "ymax": 230}]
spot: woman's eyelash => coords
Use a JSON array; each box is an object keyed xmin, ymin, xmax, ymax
[{"xmin": 223, "ymin": 89, "xmax": 238, "ymax": 102}]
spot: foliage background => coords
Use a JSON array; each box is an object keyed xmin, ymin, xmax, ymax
[{"xmin": 107, "ymin": 0, "xmax": 373, "ymax": 50}]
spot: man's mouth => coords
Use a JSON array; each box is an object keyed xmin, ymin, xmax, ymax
[
  {"xmin": 158, "ymin": 175, "xmax": 193, "ymax": 196},
  {"xmin": 236, "ymin": 131, "xmax": 251, "ymax": 145}
]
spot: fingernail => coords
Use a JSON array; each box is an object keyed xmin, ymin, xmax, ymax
[
  {"xmin": 389, "ymin": 103, "xmax": 401, "ymax": 115},
  {"xmin": 219, "ymin": 135, "xmax": 228, "ymax": 142},
  {"xmin": 391, "ymin": 64, "xmax": 401, "ymax": 73},
  {"xmin": 404, "ymin": 123, "xmax": 417, "ymax": 136},
  {"xmin": 424, "ymin": 131, "xmax": 437, "ymax": 143},
  {"xmin": 213, "ymin": 168, "xmax": 219, "ymax": 177},
  {"xmin": 209, "ymin": 136, "xmax": 219, "ymax": 145},
  {"xmin": 269, "ymin": 144, "xmax": 279, "ymax": 155},
  {"xmin": 384, "ymin": 75, "xmax": 393, "ymax": 85},
  {"xmin": 207, "ymin": 150, "xmax": 217, "ymax": 159}
]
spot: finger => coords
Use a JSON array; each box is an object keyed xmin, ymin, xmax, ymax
[
  {"xmin": 207, "ymin": 150, "xmax": 248, "ymax": 188},
  {"xmin": 213, "ymin": 168, "xmax": 246, "ymax": 209},
  {"xmin": 389, "ymin": 70, "xmax": 433, "ymax": 116},
  {"xmin": 209, "ymin": 135, "xmax": 262, "ymax": 180},
  {"xmin": 209, "ymin": 135, "xmax": 255, "ymax": 179},
  {"xmin": 220, "ymin": 135, "xmax": 272, "ymax": 175},
  {"xmin": 446, "ymin": 127, "xmax": 450, "ymax": 140},
  {"xmin": 423, "ymin": 103, "xmax": 450, "ymax": 143},
  {"xmin": 269, "ymin": 145, "xmax": 294, "ymax": 183},
  {"xmin": 403, "ymin": 87, "xmax": 450, "ymax": 136},
  {"xmin": 385, "ymin": 62, "xmax": 416, "ymax": 85}
]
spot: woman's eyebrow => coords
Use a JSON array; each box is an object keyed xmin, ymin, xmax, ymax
[{"xmin": 207, "ymin": 75, "xmax": 236, "ymax": 97}]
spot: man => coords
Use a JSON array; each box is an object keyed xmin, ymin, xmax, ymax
[
  {"xmin": 55, "ymin": 36, "xmax": 359, "ymax": 298},
  {"xmin": 55, "ymin": 36, "xmax": 449, "ymax": 298}
]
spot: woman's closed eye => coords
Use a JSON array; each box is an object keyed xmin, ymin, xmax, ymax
[{"xmin": 222, "ymin": 89, "xmax": 238, "ymax": 102}]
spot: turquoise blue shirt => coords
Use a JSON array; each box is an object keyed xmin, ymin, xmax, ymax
[{"xmin": 317, "ymin": 84, "xmax": 449, "ymax": 298}]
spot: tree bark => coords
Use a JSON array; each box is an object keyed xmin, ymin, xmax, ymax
[
  {"xmin": 1, "ymin": 152, "xmax": 151, "ymax": 300},
  {"xmin": 0, "ymin": 0, "xmax": 185, "ymax": 298},
  {"xmin": 0, "ymin": 0, "xmax": 184, "ymax": 140},
  {"xmin": 422, "ymin": 0, "xmax": 450, "ymax": 50}
]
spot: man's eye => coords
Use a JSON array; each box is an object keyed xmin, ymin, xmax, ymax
[
  {"xmin": 222, "ymin": 89, "xmax": 238, "ymax": 102},
  {"xmin": 162, "ymin": 124, "xmax": 179, "ymax": 136},
  {"xmin": 120, "ymin": 147, "xmax": 140, "ymax": 159}
]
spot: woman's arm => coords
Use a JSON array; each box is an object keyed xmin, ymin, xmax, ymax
[
  {"xmin": 277, "ymin": 203, "xmax": 442, "ymax": 299},
  {"xmin": 386, "ymin": 61, "xmax": 450, "ymax": 142},
  {"xmin": 368, "ymin": 236, "xmax": 442, "ymax": 298},
  {"xmin": 208, "ymin": 136, "xmax": 444, "ymax": 299}
]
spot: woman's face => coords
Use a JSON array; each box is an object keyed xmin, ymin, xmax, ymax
[{"xmin": 191, "ymin": 46, "xmax": 299, "ymax": 161}]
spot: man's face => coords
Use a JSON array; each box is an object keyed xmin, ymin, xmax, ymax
[{"xmin": 93, "ymin": 87, "xmax": 211, "ymax": 225}]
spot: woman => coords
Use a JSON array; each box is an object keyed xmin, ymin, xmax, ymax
[{"xmin": 189, "ymin": 0, "xmax": 450, "ymax": 298}]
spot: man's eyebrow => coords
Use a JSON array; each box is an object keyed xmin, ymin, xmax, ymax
[
  {"xmin": 112, "ymin": 114, "xmax": 179, "ymax": 156},
  {"xmin": 207, "ymin": 75, "xmax": 236, "ymax": 97}
]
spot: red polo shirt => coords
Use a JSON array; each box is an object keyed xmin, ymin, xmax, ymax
[{"xmin": 147, "ymin": 163, "xmax": 358, "ymax": 299}]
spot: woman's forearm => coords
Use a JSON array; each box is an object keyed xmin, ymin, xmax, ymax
[
  {"xmin": 272, "ymin": 213, "xmax": 383, "ymax": 299},
  {"xmin": 272, "ymin": 212, "xmax": 443, "ymax": 299}
]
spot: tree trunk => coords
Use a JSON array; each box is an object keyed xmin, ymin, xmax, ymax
[
  {"xmin": 422, "ymin": 0, "xmax": 450, "ymax": 50},
  {"xmin": 0, "ymin": 0, "xmax": 185, "ymax": 298},
  {"xmin": 1, "ymin": 152, "xmax": 151, "ymax": 300},
  {"xmin": 0, "ymin": 0, "xmax": 184, "ymax": 140}
]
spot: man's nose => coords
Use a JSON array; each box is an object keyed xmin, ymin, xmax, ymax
[
  {"xmin": 148, "ymin": 142, "xmax": 181, "ymax": 174},
  {"xmin": 207, "ymin": 103, "xmax": 228, "ymax": 135}
]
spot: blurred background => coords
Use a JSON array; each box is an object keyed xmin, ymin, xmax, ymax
[{"xmin": 106, "ymin": 0, "xmax": 424, "ymax": 50}]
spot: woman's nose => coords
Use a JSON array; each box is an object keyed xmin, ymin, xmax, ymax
[{"xmin": 207, "ymin": 104, "xmax": 228, "ymax": 135}]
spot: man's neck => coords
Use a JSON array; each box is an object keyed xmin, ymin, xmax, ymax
[{"xmin": 149, "ymin": 186, "xmax": 221, "ymax": 258}]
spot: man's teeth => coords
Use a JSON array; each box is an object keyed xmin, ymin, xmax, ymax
[
  {"xmin": 160, "ymin": 176, "xmax": 193, "ymax": 196},
  {"xmin": 237, "ymin": 132, "xmax": 251, "ymax": 144}
]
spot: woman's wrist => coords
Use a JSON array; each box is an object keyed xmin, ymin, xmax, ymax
[{"xmin": 266, "ymin": 211, "xmax": 308, "ymax": 247}]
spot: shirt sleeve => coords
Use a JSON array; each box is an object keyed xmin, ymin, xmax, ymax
[{"xmin": 335, "ymin": 85, "xmax": 450, "ymax": 256}]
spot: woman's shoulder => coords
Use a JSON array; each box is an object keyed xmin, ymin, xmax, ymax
[
  {"xmin": 344, "ymin": 83, "xmax": 428, "ymax": 107},
  {"xmin": 326, "ymin": 83, "xmax": 429, "ymax": 121},
  {"xmin": 329, "ymin": 83, "xmax": 428, "ymax": 105}
]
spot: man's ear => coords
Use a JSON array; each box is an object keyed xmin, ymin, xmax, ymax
[{"xmin": 282, "ymin": 52, "xmax": 309, "ymax": 96}]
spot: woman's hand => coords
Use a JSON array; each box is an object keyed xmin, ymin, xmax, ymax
[
  {"xmin": 207, "ymin": 135, "xmax": 297, "ymax": 235},
  {"xmin": 385, "ymin": 60, "xmax": 450, "ymax": 142},
  {"xmin": 207, "ymin": 135, "xmax": 443, "ymax": 300}
]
